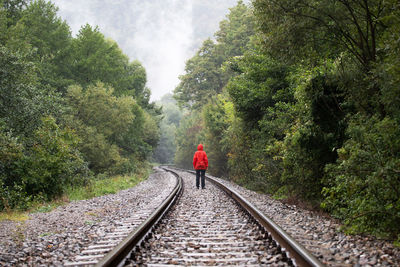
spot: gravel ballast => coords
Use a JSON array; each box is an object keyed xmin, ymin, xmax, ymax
[
  {"xmin": 1, "ymin": 167, "xmax": 399, "ymax": 266},
  {"xmin": 0, "ymin": 167, "xmax": 176, "ymax": 266},
  {"xmin": 194, "ymin": 171, "xmax": 400, "ymax": 267}
]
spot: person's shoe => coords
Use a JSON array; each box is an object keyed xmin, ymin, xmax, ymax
[
  {"xmin": 196, "ymin": 187, "xmax": 199, "ymax": 189},
  {"xmin": 201, "ymin": 187, "xmax": 205, "ymax": 189}
]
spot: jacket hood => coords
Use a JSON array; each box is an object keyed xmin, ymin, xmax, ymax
[{"xmin": 197, "ymin": 144, "xmax": 203, "ymax": 151}]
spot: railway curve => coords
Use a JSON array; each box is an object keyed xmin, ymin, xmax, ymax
[{"xmin": 98, "ymin": 167, "xmax": 323, "ymax": 266}]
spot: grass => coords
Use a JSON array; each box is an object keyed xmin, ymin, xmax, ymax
[
  {"xmin": 0, "ymin": 211, "xmax": 30, "ymax": 222},
  {"xmin": 67, "ymin": 173, "xmax": 147, "ymax": 201},
  {"xmin": 0, "ymin": 165, "xmax": 151, "ymax": 222}
]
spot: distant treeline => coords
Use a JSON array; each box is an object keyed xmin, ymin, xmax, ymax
[
  {"xmin": 173, "ymin": 0, "xmax": 400, "ymax": 242},
  {"xmin": 0, "ymin": 0, "xmax": 161, "ymax": 210}
]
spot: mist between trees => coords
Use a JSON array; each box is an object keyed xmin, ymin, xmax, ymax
[{"xmin": 167, "ymin": 0, "xmax": 400, "ymax": 243}]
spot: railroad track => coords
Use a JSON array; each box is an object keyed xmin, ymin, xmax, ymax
[
  {"xmin": 63, "ymin": 167, "xmax": 179, "ymax": 266},
  {"xmin": 92, "ymin": 167, "xmax": 323, "ymax": 267}
]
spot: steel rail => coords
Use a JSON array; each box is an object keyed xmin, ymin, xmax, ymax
[
  {"xmin": 203, "ymin": 174, "xmax": 324, "ymax": 267},
  {"xmin": 180, "ymin": 168, "xmax": 323, "ymax": 267},
  {"xmin": 95, "ymin": 169, "xmax": 182, "ymax": 267}
]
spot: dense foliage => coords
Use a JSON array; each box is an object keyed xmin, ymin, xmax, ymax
[
  {"xmin": 173, "ymin": 0, "xmax": 400, "ymax": 241},
  {"xmin": 152, "ymin": 94, "xmax": 183, "ymax": 164},
  {"xmin": 0, "ymin": 0, "xmax": 160, "ymax": 210}
]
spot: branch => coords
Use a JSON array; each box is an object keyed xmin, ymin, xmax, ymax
[{"xmin": 271, "ymin": 0, "xmax": 367, "ymax": 66}]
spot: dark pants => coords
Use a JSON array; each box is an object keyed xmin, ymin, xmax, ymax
[{"xmin": 196, "ymin": 169, "xmax": 206, "ymax": 189}]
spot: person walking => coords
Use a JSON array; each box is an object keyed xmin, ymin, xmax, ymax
[{"xmin": 193, "ymin": 144, "xmax": 208, "ymax": 189}]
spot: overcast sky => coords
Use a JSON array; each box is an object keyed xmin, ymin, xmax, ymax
[{"xmin": 52, "ymin": 0, "xmax": 243, "ymax": 101}]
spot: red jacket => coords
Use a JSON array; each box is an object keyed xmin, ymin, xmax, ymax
[{"xmin": 193, "ymin": 144, "xmax": 208, "ymax": 170}]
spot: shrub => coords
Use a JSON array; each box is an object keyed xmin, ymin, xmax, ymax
[
  {"xmin": 22, "ymin": 116, "xmax": 89, "ymax": 200},
  {"xmin": 322, "ymin": 115, "xmax": 400, "ymax": 239},
  {"xmin": 0, "ymin": 116, "xmax": 90, "ymax": 210}
]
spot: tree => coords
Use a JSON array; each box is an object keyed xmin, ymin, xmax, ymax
[
  {"xmin": 227, "ymin": 51, "xmax": 292, "ymax": 127},
  {"xmin": 1, "ymin": 0, "xmax": 27, "ymax": 28},
  {"xmin": 120, "ymin": 60, "xmax": 149, "ymax": 104},
  {"xmin": 153, "ymin": 94, "xmax": 182, "ymax": 164},
  {"xmin": 253, "ymin": 0, "xmax": 392, "ymax": 69},
  {"xmin": 375, "ymin": 2, "xmax": 400, "ymax": 119},
  {"xmin": 215, "ymin": 0, "xmax": 255, "ymax": 58},
  {"xmin": 66, "ymin": 83, "xmax": 134, "ymax": 173},
  {"xmin": 202, "ymin": 93, "xmax": 232, "ymax": 176},
  {"xmin": 174, "ymin": 113, "xmax": 205, "ymax": 169},
  {"xmin": 70, "ymin": 25, "xmax": 124, "ymax": 88},
  {"xmin": 174, "ymin": 1, "xmax": 254, "ymax": 109},
  {"xmin": 23, "ymin": 116, "xmax": 89, "ymax": 199},
  {"xmin": 0, "ymin": 46, "xmax": 60, "ymax": 137},
  {"xmin": 322, "ymin": 116, "xmax": 400, "ymax": 238},
  {"xmin": 1, "ymin": 0, "xmax": 160, "ymax": 210},
  {"xmin": 8, "ymin": 0, "xmax": 73, "ymax": 92},
  {"xmin": 174, "ymin": 39, "xmax": 224, "ymax": 109},
  {"xmin": 224, "ymin": 47, "xmax": 296, "ymax": 194},
  {"xmin": 0, "ymin": 116, "xmax": 89, "ymax": 209}
]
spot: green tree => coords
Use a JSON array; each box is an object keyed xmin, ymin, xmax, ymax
[
  {"xmin": 252, "ymin": 0, "xmax": 400, "ymax": 237},
  {"xmin": 65, "ymin": 83, "xmax": 137, "ymax": 174},
  {"xmin": 0, "ymin": 46, "xmax": 60, "ymax": 137},
  {"xmin": 174, "ymin": 39, "xmax": 224, "ymax": 109},
  {"xmin": 1, "ymin": 0, "xmax": 160, "ymax": 211},
  {"xmin": 253, "ymin": 0, "xmax": 398, "ymax": 116},
  {"xmin": 23, "ymin": 116, "xmax": 89, "ymax": 199},
  {"xmin": 227, "ymin": 51, "xmax": 292, "ymax": 126},
  {"xmin": 322, "ymin": 116, "xmax": 400, "ymax": 239},
  {"xmin": 174, "ymin": 113, "xmax": 205, "ymax": 169},
  {"xmin": 202, "ymin": 93, "xmax": 232, "ymax": 176},
  {"xmin": 174, "ymin": 1, "xmax": 254, "ymax": 109},
  {"xmin": 70, "ymin": 24, "xmax": 146, "ymax": 98},
  {"xmin": 153, "ymin": 94, "xmax": 182, "ymax": 164},
  {"xmin": 8, "ymin": 0, "xmax": 73, "ymax": 92},
  {"xmin": 224, "ymin": 47, "xmax": 296, "ymax": 193},
  {"xmin": 0, "ymin": 116, "xmax": 89, "ymax": 209},
  {"xmin": 374, "ymin": 2, "xmax": 400, "ymax": 119},
  {"xmin": 253, "ymin": 0, "xmax": 391, "ymax": 69},
  {"xmin": 1, "ymin": 0, "xmax": 27, "ymax": 28},
  {"xmin": 70, "ymin": 24, "xmax": 125, "ymax": 89},
  {"xmin": 215, "ymin": 0, "xmax": 254, "ymax": 58}
]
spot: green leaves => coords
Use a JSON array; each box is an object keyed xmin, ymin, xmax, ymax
[
  {"xmin": 0, "ymin": 116, "xmax": 89, "ymax": 209},
  {"xmin": 174, "ymin": 39, "xmax": 223, "ymax": 109},
  {"xmin": 0, "ymin": 45, "xmax": 62, "ymax": 137},
  {"xmin": 66, "ymin": 83, "xmax": 136, "ymax": 174},
  {"xmin": 227, "ymin": 52, "xmax": 291, "ymax": 126},
  {"xmin": 0, "ymin": 0, "xmax": 160, "ymax": 210},
  {"xmin": 173, "ymin": 0, "xmax": 400, "ymax": 240},
  {"xmin": 68, "ymin": 83, "xmax": 134, "ymax": 141},
  {"xmin": 174, "ymin": 2, "xmax": 255, "ymax": 110},
  {"xmin": 8, "ymin": 0, "xmax": 73, "ymax": 91},
  {"xmin": 253, "ymin": 0, "xmax": 392, "ymax": 69},
  {"xmin": 69, "ymin": 24, "xmax": 149, "ymax": 103},
  {"xmin": 23, "ymin": 116, "xmax": 88, "ymax": 199},
  {"xmin": 322, "ymin": 115, "xmax": 400, "ymax": 238}
]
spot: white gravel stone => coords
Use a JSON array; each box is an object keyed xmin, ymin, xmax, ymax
[
  {"xmin": 0, "ymin": 167, "xmax": 176, "ymax": 266},
  {"xmin": 199, "ymin": 170, "xmax": 400, "ymax": 267}
]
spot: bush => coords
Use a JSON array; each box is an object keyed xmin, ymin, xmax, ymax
[
  {"xmin": 0, "ymin": 124, "xmax": 30, "ymax": 210},
  {"xmin": 0, "ymin": 181, "xmax": 32, "ymax": 211},
  {"xmin": 23, "ymin": 116, "xmax": 89, "ymax": 200},
  {"xmin": 0, "ymin": 116, "xmax": 89, "ymax": 211},
  {"xmin": 322, "ymin": 115, "xmax": 400, "ymax": 239}
]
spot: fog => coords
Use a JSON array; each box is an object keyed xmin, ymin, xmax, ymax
[{"xmin": 52, "ymin": 0, "xmax": 243, "ymax": 100}]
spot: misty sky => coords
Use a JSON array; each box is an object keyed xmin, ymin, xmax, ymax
[{"xmin": 52, "ymin": 0, "xmax": 244, "ymax": 100}]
